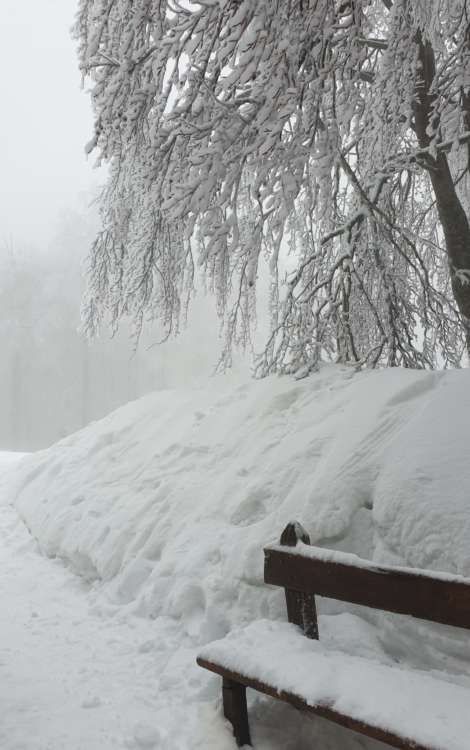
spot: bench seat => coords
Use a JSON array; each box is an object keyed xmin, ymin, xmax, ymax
[{"xmin": 198, "ymin": 619, "xmax": 470, "ymax": 750}]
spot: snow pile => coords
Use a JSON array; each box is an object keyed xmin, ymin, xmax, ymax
[{"xmin": 7, "ymin": 365, "xmax": 470, "ymax": 749}]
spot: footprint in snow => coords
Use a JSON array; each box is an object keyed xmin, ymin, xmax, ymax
[
  {"xmin": 132, "ymin": 724, "xmax": 161, "ymax": 749},
  {"xmin": 230, "ymin": 488, "xmax": 270, "ymax": 527},
  {"xmin": 81, "ymin": 695, "xmax": 102, "ymax": 709}
]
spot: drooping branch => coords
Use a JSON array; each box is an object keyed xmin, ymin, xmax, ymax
[{"xmin": 75, "ymin": 0, "xmax": 470, "ymax": 374}]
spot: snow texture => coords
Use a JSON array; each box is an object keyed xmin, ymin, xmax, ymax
[{"xmin": 3, "ymin": 365, "xmax": 470, "ymax": 748}]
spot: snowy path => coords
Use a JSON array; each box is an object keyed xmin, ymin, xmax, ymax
[
  {"xmin": 0, "ymin": 503, "xmax": 182, "ymax": 750},
  {"xmin": 0, "ymin": 502, "xmax": 376, "ymax": 750}
]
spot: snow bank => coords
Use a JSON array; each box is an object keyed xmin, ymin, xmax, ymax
[
  {"xmin": 0, "ymin": 451, "xmax": 29, "ymax": 505},
  {"xmin": 8, "ymin": 365, "xmax": 470, "ymax": 749}
]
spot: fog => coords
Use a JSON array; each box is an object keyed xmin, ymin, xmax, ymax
[
  {"xmin": 0, "ymin": 1, "xmax": 248, "ymax": 451},
  {"xmin": 0, "ymin": 0, "xmax": 95, "ymax": 246},
  {"xmin": 0, "ymin": 207, "xmax": 238, "ymax": 450}
]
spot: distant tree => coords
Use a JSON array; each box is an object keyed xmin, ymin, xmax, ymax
[
  {"xmin": 0, "ymin": 241, "xmax": 37, "ymax": 449},
  {"xmin": 76, "ymin": 0, "xmax": 470, "ymax": 375},
  {"xmin": 0, "ymin": 218, "xmax": 160, "ymax": 450}
]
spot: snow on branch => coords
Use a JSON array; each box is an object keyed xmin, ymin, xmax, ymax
[{"xmin": 75, "ymin": 0, "xmax": 470, "ymax": 372}]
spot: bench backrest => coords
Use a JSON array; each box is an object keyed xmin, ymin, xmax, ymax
[{"xmin": 264, "ymin": 522, "xmax": 470, "ymax": 635}]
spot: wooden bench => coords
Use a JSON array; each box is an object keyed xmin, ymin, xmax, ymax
[{"xmin": 197, "ymin": 521, "xmax": 470, "ymax": 749}]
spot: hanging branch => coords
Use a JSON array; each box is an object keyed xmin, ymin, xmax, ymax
[{"xmin": 76, "ymin": 0, "xmax": 470, "ymax": 374}]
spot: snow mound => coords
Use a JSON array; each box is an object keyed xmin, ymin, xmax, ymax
[{"xmin": 8, "ymin": 366, "xmax": 470, "ymax": 749}]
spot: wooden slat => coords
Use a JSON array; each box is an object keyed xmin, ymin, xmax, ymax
[
  {"xmin": 264, "ymin": 546, "xmax": 470, "ymax": 630},
  {"xmin": 197, "ymin": 657, "xmax": 435, "ymax": 750}
]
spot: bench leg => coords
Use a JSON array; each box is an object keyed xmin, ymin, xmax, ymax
[{"xmin": 222, "ymin": 677, "xmax": 252, "ymax": 747}]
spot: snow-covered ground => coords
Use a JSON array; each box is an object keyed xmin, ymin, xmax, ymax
[
  {"xmin": 2, "ymin": 366, "xmax": 470, "ymax": 749},
  {"xmin": 0, "ymin": 500, "xmax": 174, "ymax": 750}
]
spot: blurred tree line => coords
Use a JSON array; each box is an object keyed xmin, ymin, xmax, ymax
[{"xmin": 0, "ymin": 206, "xmax": 228, "ymax": 451}]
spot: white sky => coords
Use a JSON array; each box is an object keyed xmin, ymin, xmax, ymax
[{"xmin": 0, "ymin": 0, "xmax": 97, "ymax": 248}]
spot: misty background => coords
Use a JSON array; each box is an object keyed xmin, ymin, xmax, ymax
[{"xmin": 0, "ymin": 0, "xmax": 250, "ymax": 452}]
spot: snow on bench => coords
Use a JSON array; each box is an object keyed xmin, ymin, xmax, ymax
[
  {"xmin": 197, "ymin": 521, "xmax": 470, "ymax": 749},
  {"xmin": 198, "ymin": 618, "xmax": 470, "ymax": 750}
]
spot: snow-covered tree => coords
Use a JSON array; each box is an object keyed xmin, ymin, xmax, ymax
[{"xmin": 75, "ymin": 0, "xmax": 470, "ymax": 375}]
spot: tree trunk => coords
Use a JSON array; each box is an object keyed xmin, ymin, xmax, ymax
[
  {"xmin": 428, "ymin": 156, "xmax": 470, "ymax": 351},
  {"xmin": 414, "ymin": 35, "xmax": 470, "ymax": 353}
]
